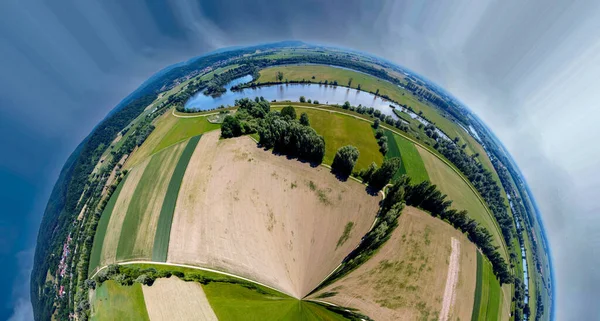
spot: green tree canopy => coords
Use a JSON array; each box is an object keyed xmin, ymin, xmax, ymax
[{"xmin": 332, "ymin": 145, "xmax": 360, "ymax": 178}]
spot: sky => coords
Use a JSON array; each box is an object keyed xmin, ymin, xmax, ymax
[{"xmin": 0, "ymin": 0, "xmax": 599, "ymax": 320}]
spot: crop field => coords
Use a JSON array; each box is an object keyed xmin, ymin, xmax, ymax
[
  {"xmin": 471, "ymin": 252, "xmax": 505, "ymax": 321},
  {"xmin": 384, "ymin": 131, "xmax": 429, "ymax": 183},
  {"xmin": 88, "ymin": 173, "xmax": 129, "ymax": 274},
  {"xmin": 257, "ymin": 65, "xmax": 490, "ymax": 159},
  {"xmin": 90, "ymin": 280, "xmax": 149, "ymax": 321},
  {"xmin": 275, "ymin": 106, "xmax": 383, "ymax": 171},
  {"xmin": 116, "ymin": 141, "xmax": 186, "ymax": 261},
  {"xmin": 141, "ymin": 277, "xmax": 218, "ymax": 321},
  {"xmin": 91, "ymin": 159, "xmax": 150, "ymax": 273},
  {"xmin": 416, "ymin": 145, "xmax": 509, "ymax": 260},
  {"xmin": 309, "ymin": 206, "xmax": 477, "ymax": 321},
  {"xmin": 203, "ymin": 282, "xmax": 349, "ymax": 321},
  {"xmin": 125, "ymin": 111, "xmax": 219, "ymax": 168},
  {"xmin": 167, "ymin": 131, "xmax": 380, "ymax": 299},
  {"xmin": 152, "ymin": 135, "xmax": 201, "ymax": 261}
]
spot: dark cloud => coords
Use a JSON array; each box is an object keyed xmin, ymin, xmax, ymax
[{"xmin": 1, "ymin": 0, "xmax": 599, "ymax": 320}]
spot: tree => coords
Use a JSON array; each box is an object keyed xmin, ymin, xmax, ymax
[
  {"xmin": 373, "ymin": 118, "xmax": 380, "ymax": 129},
  {"xmin": 299, "ymin": 96, "xmax": 306, "ymax": 103},
  {"xmin": 369, "ymin": 157, "xmax": 401, "ymax": 190},
  {"xmin": 280, "ymin": 105, "xmax": 297, "ymax": 119},
  {"xmin": 357, "ymin": 84, "xmax": 361, "ymax": 90},
  {"xmin": 343, "ymin": 101, "xmax": 351, "ymax": 109},
  {"xmin": 375, "ymin": 88, "xmax": 380, "ymax": 95},
  {"xmin": 276, "ymin": 71, "xmax": 284, "ymax": 82},
  {"xmin": 221, "ymin": 115, "xmax": 242, "ymax": 138},
  {"xmin": 299, "ymin": 112, "xmax": 310, "ymax": 126},
  {"xmin": 348, "ymin": 78, "xmax": 353, "ymax": 87},
  {"xmin": 332, "ymin": 145, "xmax": 360, "ymax": 177},
  {"xmin": 375, "ymin": 129, "xmax": 385, "ymax": 138}
]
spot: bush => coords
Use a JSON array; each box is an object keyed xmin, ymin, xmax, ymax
[
  {"xmin": 375, "ymin": 129, "xmax": 384, "ymax": 138},
  {"xmin": 299, "ymin": 96, "xmax": 306, "ymax": 103},
  {"xmin": 368, "ymin": 157, "xmax": 401, "ymax": 191},
  {"xmin": 299, "ymin": 112, "xmax": 310, "ymax": 126},
  {"xmin": 221, "ymin": 115, "xmax": 242, "ymax": 138},
  {"xmin": 373, "ymin": 119, "xmax": 380, "ymax": 129},
  {"xmin": 332, "ymin": 145, "xmax": 360, "ymax": 178},
  {"xmin": 280, "ymin": 105, "xmax": 297, "ymax": 120}
]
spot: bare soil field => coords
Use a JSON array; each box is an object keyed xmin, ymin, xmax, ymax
[
  {"xmin": 309, "ymin": 206, "xmax": 477, "ymax": 321},
  {"xmin": 167, "ymin": 132, "xmax": 380, "ymax": 298},
  {"xmin": 98, "ymin": 158, "xmax": 150, "ymax": 267},
  {"xmin": 141, "ymin": 277, "xmax": 218, "ymax": 321}
]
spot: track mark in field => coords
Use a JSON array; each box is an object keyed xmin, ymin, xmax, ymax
[{"xmin": 439, "ymin": 237, "xmax": 460, "ymax": 321}]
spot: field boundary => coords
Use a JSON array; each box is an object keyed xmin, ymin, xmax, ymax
[{"xmin": 90, "ymin": 261, "xmax": 295, "ymax": 299}]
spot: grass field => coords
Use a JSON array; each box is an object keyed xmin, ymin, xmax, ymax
[
  {"xmin": 416, "ymin": 145, "xmax": 508, "ymax": 260},
  {"xmin": 203, "ymin": 282, "xmax": 348, "ymax": 321},
  {"xmin": 384, "ymin": 131, "xmax": 429, "ymax": 183},
  {"xmin": 116, "ymin": 141, "xmax": 185, "ymax": 261},
  {"xmin": 125, "ymin": 111, "xmax": 219, "ymax": 168},
  {"xmin": 88, "ymin": 174, "xmax": 129, "ymax": 274},
  {"xmin": 257, "ymin": 65, "xmax": 489, "ymax": 158},
  {"xmin": 152, "ymin": 135, "xmax": 201, "ymax": 262},
  {"xmin": 91, "ymin": 280, "xmax": 149, "ymax": 321},
  {"xmin": 274, "ymin": 106, "xmax": 383, "ymax": 171},
  {"xmin": 471, "ymin": 252, "xmax": 504, "ymax": 321}
]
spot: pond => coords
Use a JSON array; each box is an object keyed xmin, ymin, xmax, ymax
[{"xmin": 184, "ymin": 75, "xmax": 450, "ymax": 141}]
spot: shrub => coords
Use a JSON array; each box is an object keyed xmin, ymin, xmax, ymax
[
  {"xmin": 280, "ymin": 105, "xmax": 297, "ymax": 120},
  {"xmin": 299, "ymin": 112, "xmax": 310, "ymax": 126},
  {"xmin": 332, "ymin": 145, "xmax": 360, "ymax": 178}
]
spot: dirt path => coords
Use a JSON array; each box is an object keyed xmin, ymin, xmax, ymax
[{"xmin": 439, "ymin": 237, "xmax": 461, "ymax": 321}]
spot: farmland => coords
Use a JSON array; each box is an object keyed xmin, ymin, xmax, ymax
[
  {"xmin": 273, "ymin": 105, "xmax": 383, "ymax": 171},
  {"xmin": 471, "ymin": 252, "xmax": 505, "ymax": 321},
  {"xmin": 309, "ymin": 206, "xmax": 478, "ymax": 321},
  {"xmin": 125, "ymin": 111, "xmax": 219, "ymax": 168},
  {"xmin": 167, "ymin": 132, "xmax": 380, "ymax": 298},
  {"xmin": 384, "ymin": 131, "xmax": 429, "ymax": 183},
  {"xmin": 416, "ymin": 145, "xmax": 509, "ymax": 260},
  {"xmin": 116, "ymin": 141, "xmax": 186, "ymax": 261},
  {"xmin": 141, "ymin": 277, "xmax": 218, "ymax": 321},
  {"xmin": 90, "ymin": 280, "xmax": 149, "ymax": 321}
]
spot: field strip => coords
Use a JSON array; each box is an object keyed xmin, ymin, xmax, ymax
[
  {"xmin": 439, "ymin": 237, "xmax": 461, "ymax": 321},
  {"xmin": 152, "ymin": 135, "xmax": 202, "ymax": 262},
  {"xmin": 90, "ymin": 261, "xmax": 295, "ymax": 298}
]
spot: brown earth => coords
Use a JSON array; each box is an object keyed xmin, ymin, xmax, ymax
[
  {"xmin": 141, "ymin": 277, "xmax": 218, "ymax": 321},
  {"xmin": 167, "ymin": 132, "xmax": 380, "ymax": 298},
  {"xmin": 309, "ymin": 206, "xmax": 477, "ymax": 321}
]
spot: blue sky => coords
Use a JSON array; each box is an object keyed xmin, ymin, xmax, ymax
[{"xmin": 1, "ymin": 1, "xmax": 599, "ymax": 320}]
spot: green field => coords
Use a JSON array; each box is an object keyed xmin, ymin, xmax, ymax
[
  {"xmin": 91, "ymin": 280, "xmax": 149, "ymax": 321},
  {"xmin": 88, "ymin": 174, "xmax": 129, "ymax": 275},
  {"xmin": 203, "ymin": 282, "xmax": 348, "ymax": 321},
  {"xmin": 152, "ymin": 135, "xmax": 201, "ymax": 261},
  {"xmin": 116, "ymin": 143, "xmax": 184, "ymax": 261},
  {"xmin": 258, "ymin": 65, "xmax": 488, "ymax": 158},
  {"xmin": 384, "ymin": 131, "xmax": 429, "ymax": 183},
  {"xmin": 154, "ymin": 116, "xmax": 220, "ymax": 153},
  {"xmin": 472, "ymin": 252, "xmax": 503, "ymax": 321},
  {"xmin": 416, "ymin": 145, "xmax": 508, "ymax": 259},
  {"xmin": 275, "ymin": 106, "xmax": 383, "ymax": 171}
]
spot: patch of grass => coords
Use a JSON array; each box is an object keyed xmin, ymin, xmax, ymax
[
  {"xmin": 306, "ymin": 180, "xmax": 331, "ymax": 205},
  {"xmin": 152, "ymin": 135, "xmax": 201, "ymax": 261},
  {"xmin": 202, "ymin": 282, "xmax": 350, "ymax": 321},
  {"xmin": 416, "ymin": 145, "xmax": 508, "ymax": 260},
  {"xmin": 472, "ymin": 251, "xmax": 502, "ymax": 321},
  {"xmin": 384, "ymin": 130, "xmax": 428, "ymax": 183},
  {"xmin": 336, "ymin": 222, "xmax": 355, "ymax": 248},
  {"xmin": 154, "ymin": 116, "xmax": 220, "ymax": 153},
  {"xmin": 88, "ymin": 174, "xmax": 129, "ymax": 275},
  {"xmin": 91, "ymin": 280, "xmax": 149, "ymax": 321},
  {"xmin": 275, "ymin": 106, "xmax": 383, "ymax": 171}
]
